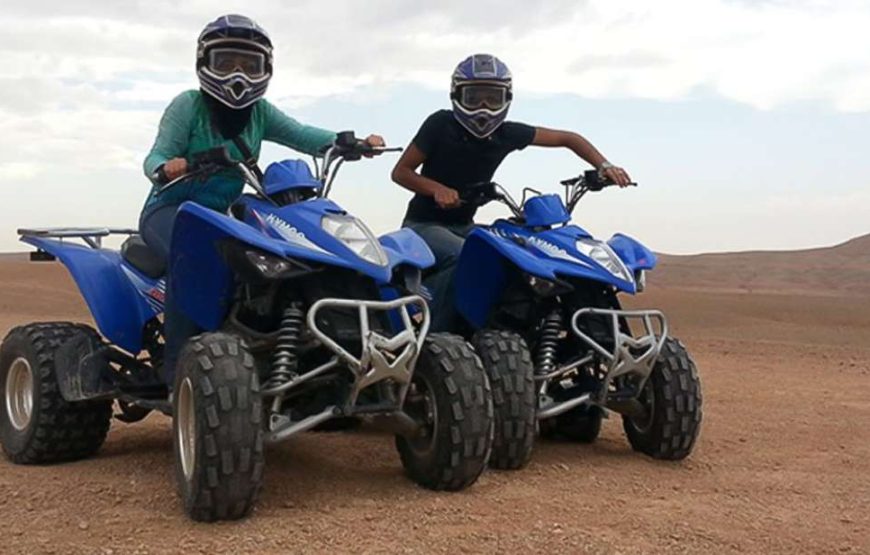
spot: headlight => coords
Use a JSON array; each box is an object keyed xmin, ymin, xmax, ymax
[
  {"xmin": 246, "ymin": 250, "xmax": 295, "ymax": 278},
  {"xmin": 321, "ymin": 214, "xmax": 389, "ymax": 267},
  {"xmin": 575, "ymin": 238, "xmax": 633, "ymax": 283}
]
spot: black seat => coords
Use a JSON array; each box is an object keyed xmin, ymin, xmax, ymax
[{"xmin": 121, "ymin": 235, "xmax": 166, "ymax": 279}]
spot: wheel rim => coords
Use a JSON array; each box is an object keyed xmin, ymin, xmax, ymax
[
  {"xmin": 404, "ymin": 376, "xmax": 438, "ymax": 454},
  {"xmin": 176, "ymin": 377, "xmax": 196, "ymax": 482},
  {"xmin": 5, "ymin": 357, "xmax": 34, "ymax": 431},
  {"xmin": 629, "ymin": 381, "xmax": 656, "ymax": 433}
]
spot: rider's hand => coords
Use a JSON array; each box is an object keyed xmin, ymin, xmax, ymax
[
  {"xmin": 601, "ymin": 164, "xmax": 632, "ymax": 187},
  {"xmin": 363, "ymin": 134, "xmax": 386, "ymax": 158},
  {"xmin": 163, "ymin": 158, "xmax": 188, "ymax": 180},
  {"xmin": 434, "ymin": 185, "xmax": 461, "ymax": 209}
]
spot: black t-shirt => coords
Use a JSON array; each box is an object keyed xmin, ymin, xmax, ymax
[{"xmin": 404, "ymin": 110, "xmax": 536, "ymax": 224}]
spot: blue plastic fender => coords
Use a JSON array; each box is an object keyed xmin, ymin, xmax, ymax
[
  {"xmin": 607, "ymin": 233, "xmax": 658, "ymax": 272},
  {"xmin": 169, "ymin": 200, "xmax": 397, "ymax": 330},
  {"xmin": 20, "ymin": 237, "xmax": 160, "ymax": 353},
  {"xmin": 454, "ymin": 228, "xmax": 558, "ymax": 328},
  {"xmin": 378, "ymin": 228, "xmax": 436, "ymax": 270}
]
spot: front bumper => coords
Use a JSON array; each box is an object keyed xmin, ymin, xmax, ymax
[{"xmin": 265, "ymin": 295, "xmax": 429, "ymax": 442}]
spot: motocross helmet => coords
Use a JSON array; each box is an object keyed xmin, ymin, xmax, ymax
[
  {"xmin": 450, "ymin": 54, "xmax": 513, "ymax": 138},
  {"xmin": 196, "ymin": 14, "xmax": 273, "ymax": 109}
]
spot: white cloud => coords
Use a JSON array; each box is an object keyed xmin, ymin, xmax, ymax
[{"xmin": 0, "ymin": 0, "xmax": 867, "ymax": 252}]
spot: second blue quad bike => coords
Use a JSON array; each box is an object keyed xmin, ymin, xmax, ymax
[
  {"xmin": 0, "ymin": 132, "xmax": 494, "ymax": 521},
  {"xmin": 442, "ymin": 171, "xmax": 702, "ymax": 469}
]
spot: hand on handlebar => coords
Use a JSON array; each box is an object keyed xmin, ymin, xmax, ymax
[
  {"xmin": 362, "ymin": 134, "xmax": 385, "ymax": 158},
  {"xmin": 434, "ymin": 185, "xmax": 461, "ymax": 209},
  {"xmin": 162, "ymin": 158, "xmax": 188, "ymax": 181},
  {"xmin": 600, "ymin": 165, "xmax": 632, "ymax": 187}
]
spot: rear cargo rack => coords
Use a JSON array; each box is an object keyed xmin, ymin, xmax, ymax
[{"xmin": 18, "ymin": 227, "xmax": 138, "ymax": 250}]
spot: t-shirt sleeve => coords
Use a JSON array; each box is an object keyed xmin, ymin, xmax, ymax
[
  {"xmin": 411, "ymin": 111, "xmax": 445, "ymax": 156},
  {"xmin": 502, "ymin": 121, "xmax": 537, "ymax": 151}
]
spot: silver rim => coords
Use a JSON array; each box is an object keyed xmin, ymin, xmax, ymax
[
  {"xmin": 405, "ymin": 377, "xmax": 438, "ymax": 454},
  {"xmin": 6, "ymin": 357, "xmax": 34, "ymax": 431},
  {"xmin": 630, "ymin": 381, "xmax": 656, "ymax": 434},
  {"xmin": 176, "ymin": 377, "xmax": 196, "ymax": 482}
]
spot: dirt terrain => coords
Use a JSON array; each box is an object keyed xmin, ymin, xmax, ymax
[{"xmin": 0, "ymin": 237, "xmax": 868, "ymax": 554}]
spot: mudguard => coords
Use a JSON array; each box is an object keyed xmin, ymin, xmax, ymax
[
  {"xmin": 378, "ymin": 228, "xmax": 436, "ymax": 270},
  {"xmin": 20, "ymin": 237, "xmax": 160, "ymax": 353},
  {"xmin": 454, "ymin": 228, "xmax": 558, "ymax": 328},
  {"xmin": 607, "ymin": 233, "xmax": 657, "ymax": 272},
  {"xmin": 170, "ymin": 201, "xmax": 401, "ymax": 330},
  {"xmin": 454, "ymin": 225, "xmax": 640, "ymax": 329}
]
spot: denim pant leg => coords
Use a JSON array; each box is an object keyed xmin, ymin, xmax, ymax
[
  {"xmin": 139, "ymin": 204, "xmax": 201, "ymax": 386},
  {"xmin": 403, "ymin": 221, "xmax": 473, "ymax": 332}
]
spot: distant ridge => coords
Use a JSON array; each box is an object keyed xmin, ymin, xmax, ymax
[{"xmin": 654, "ymin": 233, "xmax": 870, "ymax": 295}]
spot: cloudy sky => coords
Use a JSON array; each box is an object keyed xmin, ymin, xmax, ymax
[{"xmin": 1, "ymin": 0, "xmax": 868, "ymax": 253}]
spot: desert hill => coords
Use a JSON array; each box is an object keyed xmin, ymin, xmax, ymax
[{"xmin": 652, "ymin": 233, "xmax": 870, "ymax": 296}]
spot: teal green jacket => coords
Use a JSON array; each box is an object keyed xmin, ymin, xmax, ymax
[{"xmin": 142, "ymin": 90, "xmax": 336, "ymax": 212}]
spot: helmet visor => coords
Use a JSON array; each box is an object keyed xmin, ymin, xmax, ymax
[
  {"xmin": 459, "ymin": 85, "xmax": 508, "ymax": 111},
  {"xmin": 208, "ymin": 48, "xmax": 267, "ymax": 78}
]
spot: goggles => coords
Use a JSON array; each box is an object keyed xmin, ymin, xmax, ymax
[
  {"xmin": 208, "ymin": 48, "xmax": 267, "ymax": 78},
  {"xmin": 459, "ymin": 85, "xmax": 509, "ymax": 111}
]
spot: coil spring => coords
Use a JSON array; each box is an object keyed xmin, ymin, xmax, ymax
[
  {"xmin": 265, "ymin": 304, "xmax": 304, "ymax": 390},
  {"xmin": 535, "ymin": 310, "xmax": 563, "ymax": 375}
]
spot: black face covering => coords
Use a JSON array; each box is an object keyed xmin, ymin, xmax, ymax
[{"xmin": 202, "ymin": 91, "xmax": 254, "ymax": 139}]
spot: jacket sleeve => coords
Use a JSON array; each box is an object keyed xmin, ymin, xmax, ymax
[
  {"xmin": 142, "ymin": 91, "xmax": 196, "ymax": 180},
  {"xmin": 262, "ymin": 100, "xmax": 336, "ymax": 156}
]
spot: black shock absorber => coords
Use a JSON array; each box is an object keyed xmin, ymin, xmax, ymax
[
  {"xmin": 536, "ymin": 310, "xmax": 563, "ymax": 375},
  {"xmin": 266, "ymin": 303, "xmax": 305, "ymax": 390}
]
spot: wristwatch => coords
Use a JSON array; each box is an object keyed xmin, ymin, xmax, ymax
[{"xmin": 598, "ymin": 161, "xmax": 615, "ymax": 172}]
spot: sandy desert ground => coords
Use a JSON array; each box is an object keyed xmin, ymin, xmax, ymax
[{"xmin": 0, "ymin": 236, "xmax": 868, "ymax": 554}]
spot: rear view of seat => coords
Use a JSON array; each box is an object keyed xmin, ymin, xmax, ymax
[{"xmin": 121, "ymin": 235, "xmax": 166, "ymax": 279}]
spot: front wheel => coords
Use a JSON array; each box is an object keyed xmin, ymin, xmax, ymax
[
  {"xmin": 396, "ymin": 333, "xmax": 493, "ymax": 491},
  {"xmin": 173, "ymin": 333, "xmax": 264, "ymax": 522},
  {"xmin": 622, "ymin": 338, "xmax": 702, "ymax": 460},
  {"xmin": 471, "ymin": 329, "xmax": 536, "ymax": 469}
]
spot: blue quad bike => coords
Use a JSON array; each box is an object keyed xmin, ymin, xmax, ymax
[
  {"xmin": 438, "ymin": 172, "xmax": 702, "ymax": 469},
  {"xmin": 0, "ymin": 132, "xmax": 494, "ymax": 521}
]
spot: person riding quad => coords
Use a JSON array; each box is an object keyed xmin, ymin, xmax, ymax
[
  {"xmin": 391, "ymin": 53, "xmax": 632, "ymax": 331},
  {"xmin": 140, "ymin": 14, "xmax": 384, "ymax": 384}
]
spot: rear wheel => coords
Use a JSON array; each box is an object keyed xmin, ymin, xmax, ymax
[
  {"xmin": 173, "ymin": 333, "xmax": 264, "ymax": 521},
  {"xmin": 396, "ymin": 333, "xmax": 493, "ymax": 491},
  {"xmin": 0, "ymin": 323, "xmax": 112, "ymax": 464},
  {"xmin": 540, "ymin": 405, "xmax": 603, "ymax": 443},
  {"xmin": 622, "ymin": 338, "xmax": 702, "ymax": 460},
  {"xmin": 471, "ymin": 329, "xmax": 536, "ymax": 469}
]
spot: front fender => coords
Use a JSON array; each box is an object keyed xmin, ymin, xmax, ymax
[
  {"xmin": 608, "ymin": 233, "xmax": 657, "ymax": 272},
  {"xmin": 170, "ymin": 202, "xmax": 394, "ymax": 330},
  {"xmin": 379, "ymin": 228, "xmax": 436, "ymax": 271},
  {"xmin": 20, "ymin": 237, "xmax": 158, "ymax": 353},
  {"xmin": 454, "ymin": 228, "xmax": 559, "ymax": 329}
]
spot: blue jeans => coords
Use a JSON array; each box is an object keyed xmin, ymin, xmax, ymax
[
  {"xmin": 403, "ymin": 220, "xmax": 474, "ymax": 332},
  {"xmin": 139, "ymin": 203, "xmax": 200, "ymax": 386}
]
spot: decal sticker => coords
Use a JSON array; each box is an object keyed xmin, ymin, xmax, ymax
[{"xmin": 252, "ymin": 210, "xmax": 333, "ymax": 255}]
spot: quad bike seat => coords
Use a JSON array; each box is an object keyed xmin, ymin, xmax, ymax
[{"xmin": 121, "ymin": 235, "xmax": 166, "ymax": 279}]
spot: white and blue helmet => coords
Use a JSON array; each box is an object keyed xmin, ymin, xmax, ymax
[
  {"xmin": 196, "ymin": 14, "xmax": 273, "ymax": 109},
  {"xmin": 450, "ymin": 54, "xmax": 513, "ymax": 138}
]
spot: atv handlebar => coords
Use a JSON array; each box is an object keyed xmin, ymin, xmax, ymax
[
  {"xmin": 458, "ymin": 169, "xmax": 638, "ymax": 221},
  {"xmin": 318, "ymin": 131, "xmax": 402, "ymax": 198}
]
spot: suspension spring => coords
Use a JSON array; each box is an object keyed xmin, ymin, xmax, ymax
[
  {"xmin": 535, "ymin": 310, "xmax": 563, "ymax": 375},
  {"xmin": 266, "ymin": 303, "xmax": 305, "ymax": 390}
]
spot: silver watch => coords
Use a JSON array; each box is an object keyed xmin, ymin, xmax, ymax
[{"xmin": 598, "ymin": 161, "xmax": 615, "ymax": 172}]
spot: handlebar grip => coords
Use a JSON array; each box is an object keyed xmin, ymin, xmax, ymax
[{"xmin": 152, "ymin": 166, "xmax": 168, "ymax": 184}]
